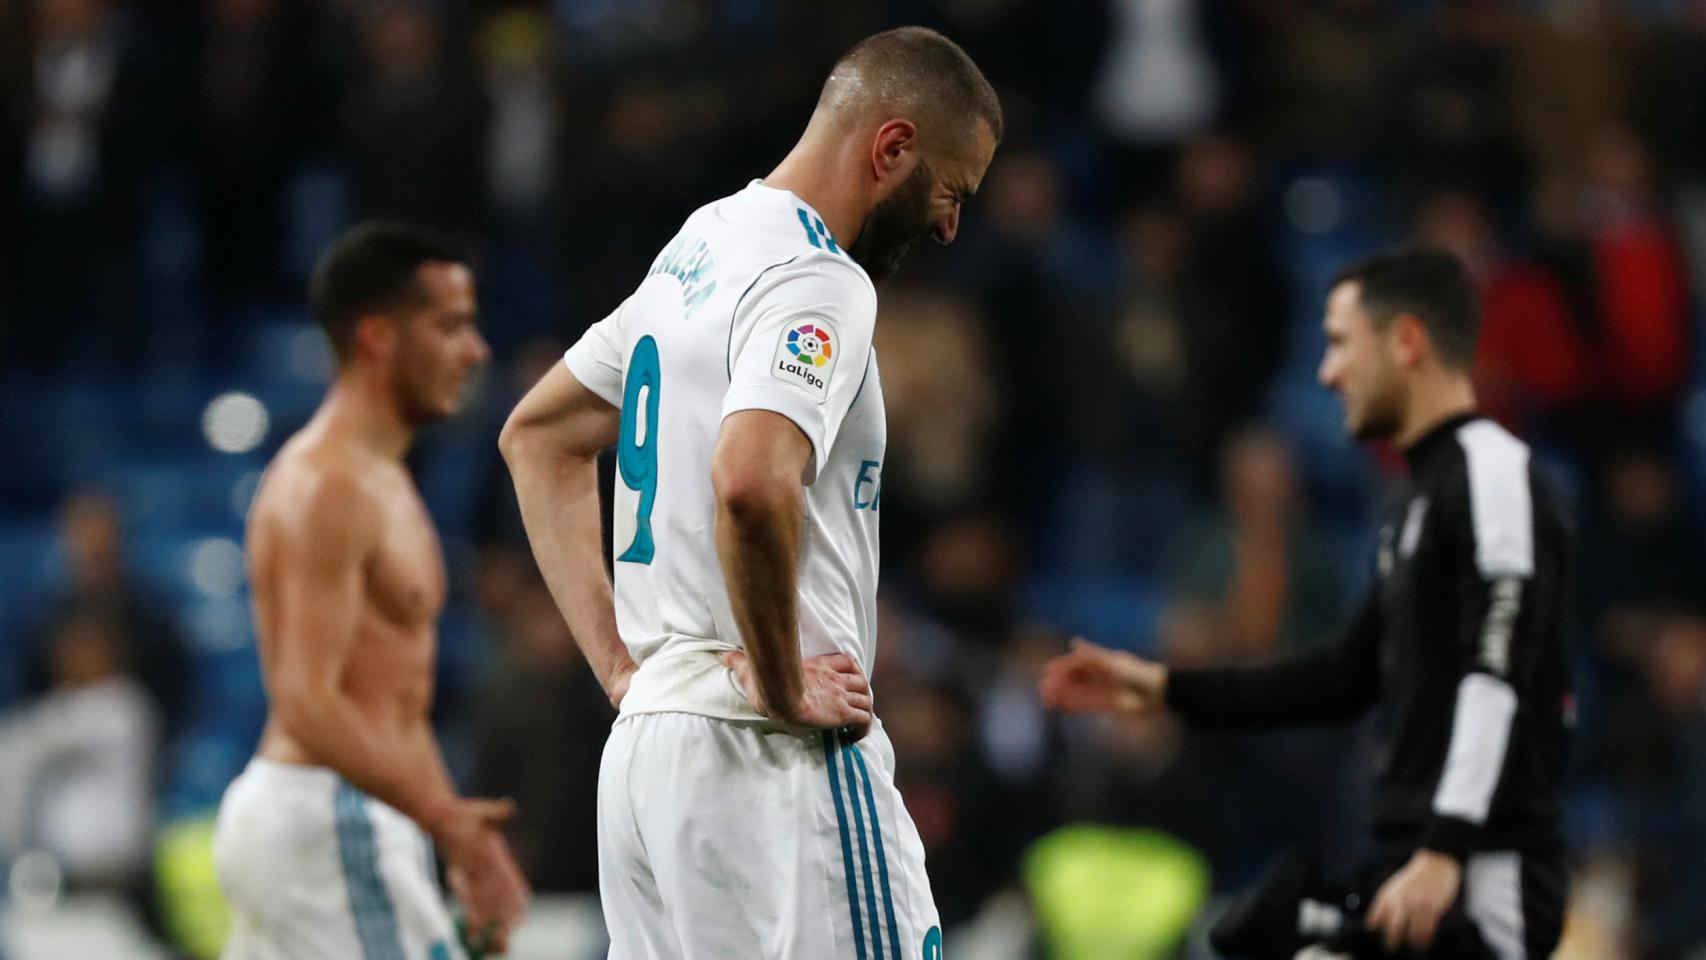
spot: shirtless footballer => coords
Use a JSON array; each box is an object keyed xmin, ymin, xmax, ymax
[{"xmin": 213, "ymin": 223, "xmax": 529, "ymax": 960}]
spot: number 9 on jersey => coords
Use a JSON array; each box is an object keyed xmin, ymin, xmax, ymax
[{"xmin": 617, "ymin": 336, "xmax": 661, "ymax": 564}]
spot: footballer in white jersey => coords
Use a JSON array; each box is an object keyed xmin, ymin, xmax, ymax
[
  {"xmin": 502, "ymin": 26, "xmax": 1000, "ymax": 960},
  {"xmin": 562, "ymin": 179, "xmax": 885, "ymax": 721}
]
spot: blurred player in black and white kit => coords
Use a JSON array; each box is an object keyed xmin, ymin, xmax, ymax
[{"xmin": 1043, "ymin": 251, "xmax": 1573, "ymax": 959}]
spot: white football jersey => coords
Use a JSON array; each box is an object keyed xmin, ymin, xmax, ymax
[{"xmin": 563, "ymin": 181, "xmax": 885, "ymax": 721}]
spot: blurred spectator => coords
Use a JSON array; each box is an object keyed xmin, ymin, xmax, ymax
[
  {"xmin": 1578, "ymin": 126, "xmax": 1690, "ymax": 423},
  {"xmin": 1168, "ymin": 429, "xmax": 1344, "ymax": 660},
  {"xmin": 3, "ymin": 0, "xmax": 154, "ymax": 370},
  {"xmin": 1573, "ymin": 449, "xmax": 1706, "ymax": 954},
  {"xmin": 1581, "ymin": 450, "xmax": 1706, "ymax": 636},
  {"xmin": 951, "ymin": 150, "xmax": 1095, "ymax": 531},
  {"xmin": 1094, "ymin": 0, "xmax": 1223, "ymax": 206},
  {"xmin": 872, "ymin": 288, "xmax": 1001, "ymax": 524},
  {"xmin": 1056, "ymin": 203, "xmax": 1186, "ymax": 472},
  {"xmin": 977, "ymin": 626, "xmax": 1063, "ymax": 844},
  {"xmin": 341, "ymin": 1, "xmax": 483, "ymax": 237},
  {"xmin": 1054, "ymin": 136, "xmax": 1281, "ymax": 492},
  {"xmin": 1509, "ymin": 0, "xmax": 1643, "ymax": 188},
  {"xmin": 24, "ymin": 490, "xmax": 193, "ymax": 743},
  {"xmin": 558, "ymin": 73, "xmax": 706, "ymax": 316},
  {"xmin": 1170, "ymin": 135, "xmax": 1287, "ymax": 492},
  {"xmin": 193, "ymin": 0, "xmax": 310, "ymax": 312},
  {"xmin": 1651, "ymin": 0, "xmax": 1706, "ymax": 288},
  {"xmin": 1247, "ymin": 0, "xmax": 1397, "ymax": 160},
  {"xmin": 881, "ymin": 673, "xmax": 1010, "ymax": 929},
  {"xmin": 475, "ymin": 10, "xmax": 568, "ymax": 353},
  {"xmin": 913, "ymin": 513, "xmax": 1025, "ymax": 647},
  {"xmin": 924, "ymin": 0, "xmax": 1108, "ymax": 131},
  {"xmin": 1413, "ymin": 190, "xmax": 1593, "ymax": 429},
  {"xmin": 470, "ymin": 584, "xmax": 610, "ymax": 894},
  {"xmin": 479, "ymin": 9, "xmax": 558, "ymax": 230},
  {"xmin": 0, "ymin": 0, "xmax": 27, "ymax": 320},
  {"xmin": 473, "ymin": 338, "xmax": 577, "ymax": 548},
  {"xmin": 0, "ymin": 609, "xmax": 160, "ymax": 889},
  {"xmin": 1379, "ymin": 0, "xmax": 1529, "ymax": 212},
  {"xmin": 1610, "ymin": 614, "xmax": 1706, "ymax": 957}
]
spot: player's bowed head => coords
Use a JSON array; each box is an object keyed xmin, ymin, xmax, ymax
[{"xmin": 766, "ymin": 26, "xmax": 1003, "ymax": 282}]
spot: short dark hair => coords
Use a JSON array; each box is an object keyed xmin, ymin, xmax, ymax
[
  {"xmin": 822, "ymin": 26, "xmax": 1003, "ymax": 145},
  {"xmin": 308, "ymin": 221, "xmax": 468, "ymax": 360},
  {"xmin": 1332, "ymin": 249, "xmax": 1480, "ymax": 369}
]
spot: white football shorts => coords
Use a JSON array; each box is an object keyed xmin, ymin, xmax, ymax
[
  {"xmin": 213, "ymin": 758, "xmax": 465, "ymax": 960},
  {"xmin": 599, "ymin": 713, "xmax": 943, "ymax": 960}
]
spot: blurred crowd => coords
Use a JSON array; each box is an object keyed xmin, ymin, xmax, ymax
[{"xmin": 5, "ymin": 0, "xmax": 1706, "ymax": 957}]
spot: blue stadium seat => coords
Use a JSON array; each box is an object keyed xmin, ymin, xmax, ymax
[
  {"xmin": 0, "ymin": 520, "xmax": 62, "ymax": 706},
  {"xmin": 127, "ymin": 530, "xmax": 247, "ymax": 604},
  {"xmin": 1038, "ymin": 465, "xmax": 1198, "ymax": 579},
  {"xmin": 106, "ymin": 456, "xmax": 262, "ymax": 536},
  {"xmin": 0, "ymin": 377, "xmax": 138, "ymax": 505},
  {"xmin": 0, "ymin": 519, "xmax": 63, "ymax": 597}
]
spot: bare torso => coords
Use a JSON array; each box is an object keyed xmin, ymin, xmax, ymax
[{"xmin": 248, "ymin": 425, "xmax": 445, "ymax": 766}]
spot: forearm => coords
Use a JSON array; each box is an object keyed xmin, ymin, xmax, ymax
[
  {"xmin": 1166, "ymin": 648, "xmax": 1376, "ymax": 728},
  {"xmin": 715, "ymin": 487, "xmax": 804, "ymax": 711},
  {"xmin": 507, "ymin": 443, "xmax": 631, "ymax": 695},
  {"xmin": 1170, "ymin": 590, "xmax": 1384, "ymax": 728}
]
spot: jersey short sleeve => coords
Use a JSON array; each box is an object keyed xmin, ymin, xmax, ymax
[
  {"xmin": 721, "ymin": 254, "xmax": 876, "ymax": 483},
  {"xmin": 562, "ymin": 300, "xmax": 628, "ymax": 408}
]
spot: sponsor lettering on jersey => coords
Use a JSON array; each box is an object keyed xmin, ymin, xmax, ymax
[{"xmin": 648, "ymin": 234, "xmax": 718, "ymax": 313}]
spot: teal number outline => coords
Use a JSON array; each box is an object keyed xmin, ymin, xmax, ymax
[{"xmin": 617, "ymin": 336, "xmax": 661, "ymax": 564}]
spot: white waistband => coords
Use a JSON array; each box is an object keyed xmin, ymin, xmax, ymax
[
  {"xmin": 240, "ymin": 757, "xmax": 345, "ymax": 791},
  {"xmin": 620, "ymin": 641, "xmax": 767, "ymax": 722}
]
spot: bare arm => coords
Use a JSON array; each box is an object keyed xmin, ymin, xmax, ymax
[
  {"xmin": 713, "ymin": 410, "xmax": 810, "ymax": 712},
  {"xmin": 712, "ymin": 411, "xmax": 872, "ymax": 733},
  {"xmin": 500, "ymin": 362, "xmax": 634, "ymax": 706}
]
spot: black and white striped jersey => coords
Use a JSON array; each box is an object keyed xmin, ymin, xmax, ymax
[{"xmin": 1166, "ymin": 412, "xmax": 1574, "ymax": 860}]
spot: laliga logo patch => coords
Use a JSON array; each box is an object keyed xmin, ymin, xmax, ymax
[
  {"xmin": 787, "ymin": 324, "xmax": 833, "ymax": 366},
  {"xmin": 772, "ymin": 318, "xmax": 838, "ymax": 398}
]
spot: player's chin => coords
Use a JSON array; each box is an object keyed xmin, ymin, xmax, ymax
[
  {"xmin": 439, "ymin": 380, "xmax": 473, "ymax": 415},
  {"xmin": 416, "ymin": 391, "xmax": 462, "ymax": 421},
  {"xmin": 1340, "ymin": 404, "xmax": 1361, "ymax": 435}
]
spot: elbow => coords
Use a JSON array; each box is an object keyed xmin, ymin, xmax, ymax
[
  {"xmin": 499, "ymin": 408, "xmax": 560, "ymax": 471},
  {"xmin": 497, "ymin": 410, "xmax": 531, "ymax": 467},
  {"xmin": 712, "ymin": 462, "xmax": 797, "ymax": 527}
]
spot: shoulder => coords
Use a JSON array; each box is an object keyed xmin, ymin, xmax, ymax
[
  {"xmin": 256, "ymin": 442, "xmax": 386, "ymax": 557},
  {"xmin": 1444, "ymin": 418, "xmax": 1537, "ymax": 577},
  {"xmin": 744, "ymin": 251, "xmax": 876, "ymax": 324}
]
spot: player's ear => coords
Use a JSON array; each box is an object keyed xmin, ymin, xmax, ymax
[
  {"xmin": 871, "ymin": 118, "xmax": 921, "ymax": 187},
  {"xmin": 1391, "ymin": 313, "xmax": 1430, "ymax": 369},
  {"xmin": 352, "ymin": 311, "xmax": 398, "ymax": 361}
]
